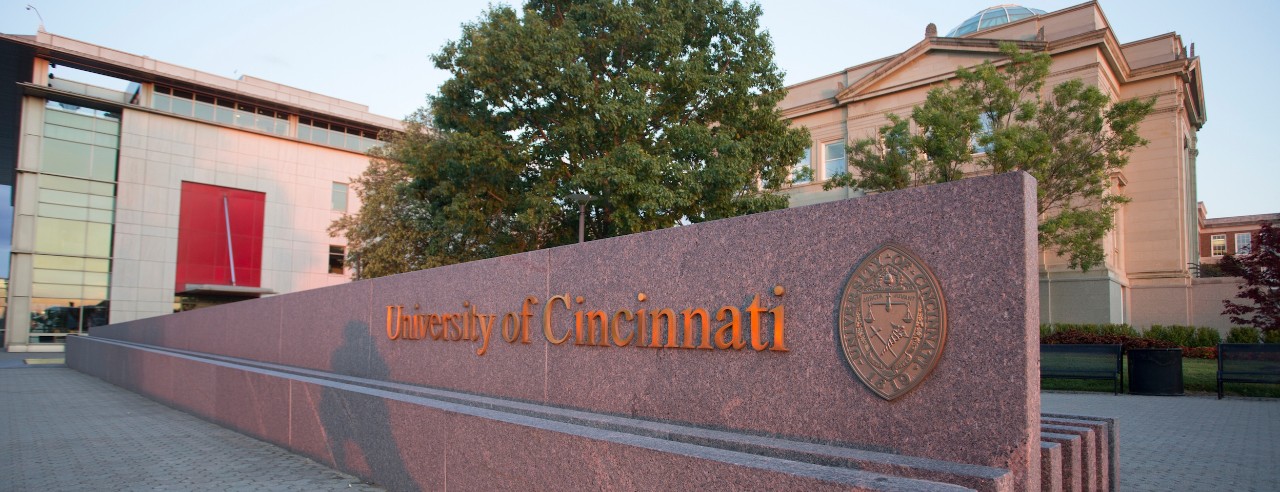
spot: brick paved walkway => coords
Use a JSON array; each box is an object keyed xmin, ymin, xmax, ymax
[
  {"xmin": 1043, "ymin": 391, "xmax": 1280, "ymax": 491},
  {"xmin": 2, "ymin": 352, "xmax": 1276, "ymax": 491},
  {"xmin": 0, "ymin": 359, "xmax": 381, "ymax": 491}
]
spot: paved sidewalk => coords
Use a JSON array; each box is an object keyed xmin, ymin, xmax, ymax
[
  {"xmin": 1043, "ymin": 391, "xmax": 1280, "ymax": 492},
  {"xmin": 0, "ymin": 358, "xmax": 381, "ymax": 491},
  {"xmin": 2, "ymin": 352, "xmax": 1276, "ymax": 491}
]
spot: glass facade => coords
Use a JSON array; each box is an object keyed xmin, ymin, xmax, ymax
[
  {"xmin": 150, "ymin": 85, "xmax": 383, "ymax": 152},
  {"xmin": 27, "ymin": 105, "xmax": 120, "ymax": 343},
  {"xmin": 152, "ymin": 85, "xmax": 289, "ymax": 136},
  {"xmin": 299, "ymin": 117, "xmax": 382, "ymax": 153},
  {"xmin": 946, "ymin": 5, "xmax": 1047, "ymax": 37}
]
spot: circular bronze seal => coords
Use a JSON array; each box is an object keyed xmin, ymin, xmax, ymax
[{"xmin": 838, "ymin": 243, "xmax": 947, "ymax": 401}]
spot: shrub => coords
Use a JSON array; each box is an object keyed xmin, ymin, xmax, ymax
[
  {"xmin": 1182, "ymin": 346, "xmax": 1217, "ymax": 359},
  {"xmin": 1144, "ymin": 325, "xmax": 1222, "ymax": 348},
  {"xmin": 1041, "ymin": 330, "xmax": 1176, "ymax": 354},
  {"xmin": 1267, "ymin": 330, "xmax": 1280, "ymax": 344},
  {"xmin": 1228, "ymin": 327, "xmax": 1262, "ymax": 344},
  {"xmin": 1193, "ymin": 327, "xmax": 1221, "ymax": 347},
  {"xmin": 1040, "ymin": 323, "xmax": 1139, "ymax": 338}
]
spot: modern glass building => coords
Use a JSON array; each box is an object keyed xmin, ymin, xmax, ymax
[{"xmin": 0, "ymin": 31, "xmax": 402, "ymax": 351}]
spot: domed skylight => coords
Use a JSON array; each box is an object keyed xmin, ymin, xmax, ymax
[{"xmin": 946, "ymin": 5, "xmax": 1046, "ymax": 37}]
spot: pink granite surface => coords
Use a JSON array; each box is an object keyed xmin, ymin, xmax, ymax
[
  {"xmin": 1042, "ymin": 432, "xmax": 1083, "ymax": 492},
  {"xmin": 1043, "ymin": 424, "xmax": 1097, "ymax": 492},
  {"xmin": 1041, "ymin": 442, "xmax": 1063, "ymax": 492},
  {"xmin": 72, "ymin": 172, "xmax": 1041, "ymax": 490},
  {"xmin": 1041, "ymin": 417, "xmax": 1112, "ymax": 492}
]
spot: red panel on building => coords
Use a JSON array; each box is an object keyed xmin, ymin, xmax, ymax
[{"xmin": 175, "ymin": 182, "xmax": 266, "ymax": 292}]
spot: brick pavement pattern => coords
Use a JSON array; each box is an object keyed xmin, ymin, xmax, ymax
[
  {"xmin": 1043, "ymin": 392, "xmax": 1280, "ymax": 492},
  {"xmin": 0, "ymin": 363, "xmax": 382, "ymax": 491}
]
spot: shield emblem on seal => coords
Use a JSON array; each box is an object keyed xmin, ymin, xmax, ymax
[{"xmin": 838, "ymin": 243, "xmax": 947, "ymax": 400}]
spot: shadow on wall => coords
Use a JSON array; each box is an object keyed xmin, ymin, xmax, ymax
[{"xmin": 319, "ymin": 321, "xmax": 419, "ymax": 491}]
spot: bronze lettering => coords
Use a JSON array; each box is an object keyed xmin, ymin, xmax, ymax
[
  {"xmin": 682, "ymin": 308, "xmax": 711, "ymax": 350},
  {"xmin": 476, "ymin": 314, "xmax": 496, "ymax": 356},
  {"xmin": 652, "ymin": 309, "xmax": 677, "ymax": 348},
  {"xmin": 501, "ymin": 312, "xmax": 519, "ymax": 343},
  {"xmin": 582, "ymin": 310, "xmax": 608, "ymax": 346},
  {"xmin": 385, "ymin": 305, "xmax": 401, "ymax": 340},
  {"xmin": 714, "ymin": 306, "xmax": 745, "ymax": 350},
  {"xmin": 746, "ymin": 295, "xmax": 769, "ymax": 351},
  {"xmin": 611, "ymin": 310, "xmax": 635, "ymax": 347},
  {"xmin": 543, "ymin": 294, "xmax": 572, "ymax": 345},
  {"xmin": 768, "ymin": 303, "xmax": 788, "ymax": 352},
  {"xmin": 519, "ymin": 297, "xmax": 537, "ymax": 344}
]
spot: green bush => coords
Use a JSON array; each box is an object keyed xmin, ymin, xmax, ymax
[
  {"xmin": 1040, "ymin": 323, "xmax": 1139, "ymax": 338},
  {"xmin": 1266, "ymin": 330, "xmax": 1280, "ymax": 344},
  {"xmin": 1228, "ymin": 327, "xmax": 1262, "ymax": 344},
  {"xmin": 1195, "ymin": 327, "xmax": 1222, "ymax": 347},
  {"xmin": 1144, "ymin": 325, "xmax": 1222, "ymax": 348},
  {"xmin": 1041, "ymin": 330, "xmax": 1176, "ymax": 354}
]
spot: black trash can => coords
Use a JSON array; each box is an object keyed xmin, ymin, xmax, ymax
[{"xmin": 1128, "ymin": 348, "xmax": 1184, "ymax": 395}]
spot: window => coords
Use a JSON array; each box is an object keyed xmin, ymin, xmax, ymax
[
  {"xmin": 299, "ymin": 117, "xmax": 383, "ymax": 152},
  {"xmin": 152, "ymin": 85, "xmax": 289, "ymax": 136},
  {"xmin": 331, "ymin": 182, "xmax": 349, "ymax": 212},
  {"xmin": 972, "ymin": 113, "xmax": 994, "ymax": 154},
  {"xmin": 329, "ymin": 246, "xmax": 345, "ymax": 275},
  {"xmin": 793, "ymin": 147, "xmax": 811, "ymax": 184},
  {"xmin": 1235, "ymin": 232, "xmax": 1252, "ymax": 255},
  {"xmin": 1211, "ymin": 234, "xmax": 1227, "ymax": 257},
  {"xmin": 823, "ymin": 142, "xmax": 846, "ymax": 180}
]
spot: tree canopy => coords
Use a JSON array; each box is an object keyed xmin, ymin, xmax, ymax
[
  {"xmin": 368, "ymin": 0, "xmax": 809, "ymax": 268},
  {"xmin": 1220, "ymin": 222, "xmax": 1280, "ymax": 332},
  {"xmin": 825, "ymin": 43, "xmax": 1155, "ymax": 271},
  {"xmin": 328, "ymin": 112, "xmax": 440, "ymax": 278}
]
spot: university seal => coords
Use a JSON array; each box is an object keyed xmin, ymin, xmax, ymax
[{"xmin": 838, "ymin": 243, "xmax": 947, "ymax": 401}]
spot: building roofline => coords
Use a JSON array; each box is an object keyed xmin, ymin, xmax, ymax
[
  {"xmin": 1203, "ymin": 213, "xmax": 1280, "ymax": 228},
  {"xmin": 0, "ymin": 31, "xmax": 402, "ymax": 132}
]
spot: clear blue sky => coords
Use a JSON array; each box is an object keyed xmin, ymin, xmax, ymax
[{"xmin": 3, "ymin": 0, "xmax": 1275, "ymax": 217}]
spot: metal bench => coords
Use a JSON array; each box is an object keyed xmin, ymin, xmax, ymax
[
  {"xmin": 1217, "ymin": 343, "xmax": 1280, "ymax": 399},
  {"xmin": 1040, "ymin": 344, "xmax": 1124, "ymax": 395}
]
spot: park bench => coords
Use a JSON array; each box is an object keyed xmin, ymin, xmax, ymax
[
  {"xmin": 1217, "ymin": 343, "xmax": 1280, "ymax": 399},
  {"xmin": 1040, "ymin": 344, "xmax": 1123, "ymax": 395}
]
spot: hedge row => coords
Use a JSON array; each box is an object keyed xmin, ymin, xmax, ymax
[
  {"xmin": 1227, "ymin": 327, "xmax": 1280, "ymax": 344},
  {"xmin": 1040, "ymin": 330, "xmax": 1176, "ymax": 354},
  {"xmin": 1040, "ymin": 323, "xmax": 1279, "ymax": 359},
  {"xmin": 1144, "ymin": 325, "xmax": 1221, "ymax": 348}
]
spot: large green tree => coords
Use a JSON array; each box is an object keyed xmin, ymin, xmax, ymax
[
  {"xmin": 826, "ymin": 43, "xmax": 1155, "ymax": 271},
  {"xmin": 329, "ymin": 112, "xmax": 441, "ymax": 279},
  {"xmin": 406, "ymin": 0, "xmax": 809, "ymax": 263}
]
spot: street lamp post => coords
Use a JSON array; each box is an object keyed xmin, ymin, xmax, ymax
[{"xmin": 567, "ymin": 193, "xmax": 595, "ymax": 243}]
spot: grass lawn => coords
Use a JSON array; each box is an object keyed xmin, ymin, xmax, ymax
[{"xmin": 1042, "ymin": 356, "xmax": 1280, "ymax": 398}]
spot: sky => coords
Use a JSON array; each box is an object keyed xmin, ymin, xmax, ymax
[{"xmin": 2, "ymin": 0, "xmax": 1276, "ymax": 217}]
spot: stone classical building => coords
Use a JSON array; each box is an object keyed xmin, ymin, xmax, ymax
[
  {"xmin": 779, "ymin": 2, "xmax": 1211, "ymax": 328},
  {"xmin": 0, "ymin": 31, "xmax": 401, "ymax": 351}
]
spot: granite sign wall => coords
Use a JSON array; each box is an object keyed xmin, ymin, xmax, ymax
[{"xmin": 70, "ymin": 172, "xmax": 1105, "ymax": 491}]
